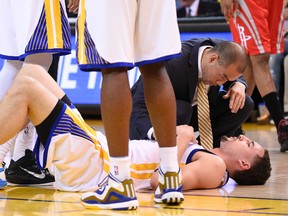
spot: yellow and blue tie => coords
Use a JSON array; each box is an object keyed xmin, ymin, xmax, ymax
[{"xmin": 197, "ymin": 81, "xmax": 213, "ymax": 150}]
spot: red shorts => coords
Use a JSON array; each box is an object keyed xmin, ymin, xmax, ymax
[{"xmin": 229, "ymin": 0, "xmax": 284, "ymax": 55}]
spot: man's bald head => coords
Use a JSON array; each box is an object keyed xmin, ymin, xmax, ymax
[{"xmin": 208, "ymin": 41, "xmax": 248, "ymax": 74}]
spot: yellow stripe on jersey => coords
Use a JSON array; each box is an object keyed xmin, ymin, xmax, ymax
[
  {"xmin": 52, "ymin": 0, "xmax": 63, "ymax": 48},
  {"xmin": 77, "ymin": 0, "xmax": 88, "ymax": 64},
  {"xmin": 64, "ymin": 107, "xmax": 110, "ymax": 170},
  {"xmin": 130, "ymin": 171, "xmax": 154, "ymax": 180},
  {"xmin": 65, "ymin": 107, "xmax": 97, "ymax": 140},
  {"xmin": 44, "ymin": 0, "xmax": 63, "ymax": 49},
  {"xmin": 130, "ymin": 163, "xmax": 159, "ymax": 171},
  {"xmin": 131, "ymin": 163, "xmax": 185, "ymax": 181},
  {"xmin": 103, "ymin": 161, "xmax": 110, "ymax": 174},
  {"xmin": 130, "ymin": 162, "xmax": 158, "ymax": 180}
]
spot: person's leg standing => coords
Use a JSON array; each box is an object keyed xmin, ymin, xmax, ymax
[
  {"xmin": 78, "ymin": 0, "xmax": 138, "ymax": 210},
  {"xmin": 78, "ymin": 0, "xmax": 183, "ymax": 209},
  {"xmin": 251, "ymin": 1, "xmax": 287, "ymax": 151},
  {"xmin": 228, "ymin": 0, "xmax": 287, "ymax": 151},
  {"xmin": 136, "ymin": 0, "xmax": 184, "ymax": 204}
]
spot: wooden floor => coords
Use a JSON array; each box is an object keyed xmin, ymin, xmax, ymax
[{"xmin": 0, "ymin": 120, "xmax": 288, "ymax": 215}]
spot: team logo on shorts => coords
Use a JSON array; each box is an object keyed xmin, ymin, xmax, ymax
[
  {"xmin": 114, "ymin": 166, "xmax": 119, "ymax": 175},
  {"xmin": 237, "ymin": 24, "xmax": 252, "ymax": 50}
]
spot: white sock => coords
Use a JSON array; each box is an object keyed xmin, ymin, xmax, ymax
[
  {"xmin": 159, "ymin": 146, "xmax": 179, "ymax": 173},
  {"xmin": 12, "ymin": 122, "xmax": 36, "ymax": 161},
  {"xmin": 0, "ymin": 60, "xmax": 22, "ymax": 99},
  {"xmin": 109, "ymin": 156, "xmax": 130, "ymax": 182},
  {"xmin": 0, "ymin": 136, "xmax": 16, "ymax": 165}
]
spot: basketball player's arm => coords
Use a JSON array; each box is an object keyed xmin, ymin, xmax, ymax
[
  {"xmin": 181, "ymin": 152, "xmax": 226, "ymax": 190},
  {"xmin": 176, "ymin": 125, "xmax": 198, "ymax": 163},
  {"xmin": 176, "ymin": 127, "xmax": 226, "ymax": 190},
  {"xmin": 150, "ymin": 150, "xmax": 227, "ymax": 190}
]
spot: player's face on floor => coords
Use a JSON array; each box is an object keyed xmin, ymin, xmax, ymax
[{"xmin": 220, "ymin": 135, "xmax": 265, "ymax": 159}]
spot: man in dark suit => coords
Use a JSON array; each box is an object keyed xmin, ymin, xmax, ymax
[
  {"xmin": 177, "ymin": 0, "xmax": 223, "ymax": 18},
  {"xmin": 130, "ymin": 38, "xmax": 254, "ymax": 148}
]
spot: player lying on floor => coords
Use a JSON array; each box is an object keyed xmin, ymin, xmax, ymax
[{"xmin": 0, "ymin": 64, "xmax": 271, "ymax": 196}]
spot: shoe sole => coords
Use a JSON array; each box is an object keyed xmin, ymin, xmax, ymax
[
  {"xmin": 154, "ymin": 191, "xmax": 184, "ymax": 204},
  {"xmin": 7, "ymin": 182, "xmax": 54, "ymax": 186},
  {"xmin": 81, "ymin": 199, "xmax": 139, "ymax": 210},
  {"xmin": 0, "ymin": 181, "xmax": 7, "ymax": 189},
  {"xmin": 5, "ymin": 174, "xmax": 55, "ymax": 185},
  {"xmin": 280, "ymin": 140, "xmax": 288, "ymax": 152}
]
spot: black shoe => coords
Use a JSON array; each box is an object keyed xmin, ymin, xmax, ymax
[
  {"xmin": 5, "ymin": 149, "xmax": 55, "ymax": 185},
  {"xmin": 278, "ymin": 119, "xmax": 288, "ymax": 152}
]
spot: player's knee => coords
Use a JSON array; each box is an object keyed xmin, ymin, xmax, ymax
[
  {"xmin": 252, "ymin": 53, "xmax": 270, "ymax": 67},
  {"xmin": 20, "ymin": 63, "xmax": 43, "ymax": 77},
  {"xmin": 13, "ymin": 75, "xmax": 37, "ymax": 96}
]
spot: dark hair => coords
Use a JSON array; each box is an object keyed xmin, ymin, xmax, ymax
[
  {"xmin": 209, "ymin": 41, "xmax": 247, "ymax": 74},
  {"xmin": 232, "ymin": 149, "xmax": 271, "ymax": 185}
]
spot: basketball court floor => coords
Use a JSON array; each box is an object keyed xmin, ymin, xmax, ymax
[{"xmin": 0, "ymin": 120, "xmax": 287, "ymax": 215}]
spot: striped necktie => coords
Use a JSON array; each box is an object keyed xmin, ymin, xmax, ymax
[{"xmin": 197, "ymin": 81, "xmax": 213, "ymax": 150}]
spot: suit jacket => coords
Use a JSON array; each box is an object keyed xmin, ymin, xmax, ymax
[
  {"xmin": 130, "ymin": 38, "xmax": 252, "ymax": 146},
  {"xmin": 177, "ymin": 0, "xmax": 222, "ymax": 18}
]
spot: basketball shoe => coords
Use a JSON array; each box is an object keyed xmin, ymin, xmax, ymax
[
  {"xmin": 5, "ymin": 149, "xmax": 55, "ymax": 185},
  {"xmin": 81, "ymin": 173, "xmax": 139, "ymax": 210},
  {"xmin": 278, "ymin": 119, "xmax": 288, "ymax": 152},
  {"xmin": 154, "ymin": 168, "xmax": 184, "ymax": 204},
  {"xmin": 0, "ymin": 167, "xmax": 7, "ymax": 189}
]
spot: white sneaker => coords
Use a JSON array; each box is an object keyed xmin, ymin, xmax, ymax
[
  {"xmin": 154, "ymin": 168, "xmax": 184, "ymax": 204},
  {"xmin": 81, "ymin": 173, "xmax": 139, "ymax": 210},
  {"xmin": 0, "ymin": 168, "xmax": 7, "ymax": 189}
]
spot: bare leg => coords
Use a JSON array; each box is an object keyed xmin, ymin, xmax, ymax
[
  {"xmin": 0, "ymin": 61, "xmax": 20, "ymax": 161},
  {"xmin": 24, "ymin": 53, "xmax": 53, "ymax": 72},
  {"xmin": 18, "ymin": 64, "xmax": 65, "ymax": 98},
  {"xmin": 243, "ymin": 57, "xmax": 255, "ymax": 96},
  {"xmin": 139, "ymin": 62, "xmax": 176, "ymax": 148},
  {"xmin": 140, "ymin": 62, "xmax": 183, "ymax": 204},
  {"xmin": 0, "ymin": 65, "xmax": 60, "ymax": 144},
  {"xmin": 140, "ymin": 62, "xmax": 179, "ymax": 175},
  {"xmin": 0, "ymin": 55, "xmax": 53, "ymax": 162},
  {"xmin": 101, "ymin": 68, "xmax": 131, "ymax": 157},
  {"xmin": 0, "ymin": 60, "xmax": 23, "ymax": 99},
  {"xmin": 250, "ymin": 53, "xmax": 284, "ymax": 129},
  {"xmin": 250, "ymin": 53, "xmax": 276, "ymax": 97}
]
